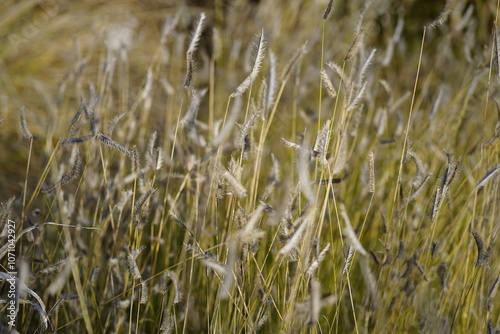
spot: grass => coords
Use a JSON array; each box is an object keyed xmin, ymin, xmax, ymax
[{"xmin": 0, "ymin": 0, "xmax": 499, "ymax": 333}]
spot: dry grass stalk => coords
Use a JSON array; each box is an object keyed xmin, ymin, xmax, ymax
[
  {"xmin": 212, "ymin": 97, "xmax": 242, "ymax": 148},
  {"xmin": 488, "ymin": 276, "xmax": 499, "ymax": 312},
  {"xmin": 495, "ymin": 25, "xmax": 500, "ymax": 80},
  {"xmin": 160, "ymin": 12, "xmax": 180, "ymax": 45},
  {"xmin": 359, "ymin": 256, "xmax": 377, "ymax": 303},
  {"xmin": 281, "ymin": 41, "xmax": 307, "ymax": 81},
  {"xmin": 382, "ymin": 17, "xmax": 404, "ymax": 67},
  {"xmin": 218, "ymin": 241, "xmax": 237, "ymax": 299}
]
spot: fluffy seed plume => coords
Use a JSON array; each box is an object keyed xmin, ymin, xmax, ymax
[
  {"xmin": 165, "ymin": 270, "xmax": 182, "ymax": 304},
  {"xmin": 223, "ymin": 170, "xmax": 247, "ymax": 198},
  {"xmin": 160, "ymin": 308, "xmax": 174, "ymax": 334},
  {"xmin": 347, "ymin": 81, "xmax": 366, "ymax": 113},
  {"xmin": 441, "ymin": 151, "xmax": 460, "ymax": 190},
  {"xmin": 307, "ymin": 279, "xmax": 321, "ymax": 327},
  {"xmin": 431, "ymin": 152, "xmax": 460, "ymax": 220},
  {"xmin": 367, "ymin": 150, "xmax": 375, "ymax": 193},
  {"xmin": 279, "ymin": 208, "xmax": 315, "ymax": 256},
  {"xmin": 437, "ymin": 262, "xmax": 448, "ymax": 290},
  {"xmin": 495, "ymin": 26, "xmax": 500, "ymax": 81},
  {"xmin": 235, "ymin": 112, "xmax": 259, "ymax": 155},
  {"xmin": 333, "ymin": 130, "xmax": 348, "ymax": 175},
  {"xmin": 322, "ymin": 0, "xmax": 335, "ymax": 20},
  {"xmin": 140, "ymin": 281, "xmax": 149, "ymax": 304},
  {"xmin": 406, "ymin": 150, "xmax": 427, "ymax": 189},
  {"xmin": 359, "ymin": 48, "xmax": 376, "ymax": 84},
  {"xmin": 281, "ymin": 41, "xmax": 307, "ymax": 81},
  {"xmin": 313, "ymin": 120, "xmax": 331, "ymax": 166},
  {"xmin": 471, "ymin": 229, "xmax": 492, "ymax": 268},
  {"xmin": 344, "ymin": 29, "xmax": 364, "ymax": 61},
  {"xmin": 240, "ymin": 203, "xmax": 266, "ymax": 244},
  {"xmin": 48, "ymin": 294, "xmax": 79, "ymax": 318},
  {"xmin": 184, "ymin": 13, "xmax": 206, "ymax": 88},
  {"xmin": 320, "ymin": 69, "xmax": 337, "ymax": 99},
  {"xmin": 18, "ymin": 107, "xmax": 34, "ymax": 139},
  {"xmin": 231, "ymin": 29, "xmax": 266, "ymax": 98},
  {"xmin": 298, "ymin": 142, "xmax": 315, "ymax": 204},
  {"xmin": 106, "ymin": 113, "xmax": 125, "ymax": 137},
  {"xmin": 127, "ymin": 245, "xmax": 146, "ymax": 279},
  {"xmin": 476, "ymin": 165, "xmax": 500, "ymax": 189},
  {"xmin": 264, "ymin": 51, "xmax": 278, "ymax": 113},
  {"xmin": 281, "ymin": 138, "xmax": 301, "ymax": 150},
  {"xmin": 342, "ymin": 246, "xmax": 355, "ymax": 275},
  {"xmin": 96, "ymin": 133, "xmax": 135, "ymax": 159},
  {"xmin": 327, "ymin": 61, "xmax": 351, "ymax": 96},
  {"xmin": 307, "ymin": 243, "xmax": 330, "ymax": 276},
  {"xmin": 179, "ymin": 88, "xmax": 208, "ymax": 128},
  {"xmin": 219, "ymin": 242, "xmax": 237, "ymax": 299},
  {"xmin": 42, "ymin": 154, "xmax": 83, "ymax": 194},
  {"xmin": 427, "ymin": 0, "xmax": 455, "ymax": 29},
  {"xmin": 168, "ymin": 209, "xmax": 192, "ymax": 236},
  {"xmin": 133, "ymin": 188, "xmax": 156, "ymax": 223}
]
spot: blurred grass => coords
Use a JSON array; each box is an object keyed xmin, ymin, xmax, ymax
[{"xmin": 0, "ymin": 0, "xmax": 499, "ymax": 333}]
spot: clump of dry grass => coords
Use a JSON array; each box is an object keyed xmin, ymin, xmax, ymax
[{"xmin": 0, "ymin": 0, "xmax": 499, "ymax": 333}]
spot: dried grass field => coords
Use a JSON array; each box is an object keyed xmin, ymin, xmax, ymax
[{"xmin": 0, "ymin": 0, "xmax": 499, "ymax": 333}]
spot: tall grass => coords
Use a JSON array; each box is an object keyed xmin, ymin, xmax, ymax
[{"xmin": 0, "ymin": 0, "xmax": 499, "ymax": 333}]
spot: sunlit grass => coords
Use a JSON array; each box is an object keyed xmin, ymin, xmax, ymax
[{"xmin": 0, "ymin": 0, "xmax": 499, "ymax": 333}]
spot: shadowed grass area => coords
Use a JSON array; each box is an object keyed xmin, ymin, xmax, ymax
[{"xmin": 0, "ymin": 0, "xmax": 499, "ymax": 333}]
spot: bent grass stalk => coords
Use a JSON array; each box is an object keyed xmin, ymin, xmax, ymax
[{"xmin": 391, "ymin": 27, "xmax": 426, "ymax": 225}]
